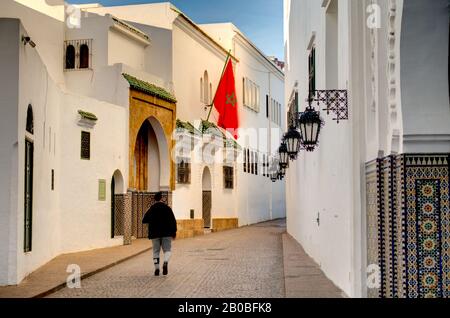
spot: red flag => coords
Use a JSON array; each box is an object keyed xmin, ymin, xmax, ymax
[{"xmin": 213, "ymin": 59, "xmax": 239, "ymax": 139}]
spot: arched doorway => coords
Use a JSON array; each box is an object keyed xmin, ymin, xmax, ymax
[
  {"xmin": 202, "ymin": 167, "xmax": 212, "ymax": 228},
  {"xmin": 131, "ymin": 117, "xmax": 169, "ymax": 191},
  {"xmin": 111, "ymin": 170, "xmax": 125, "ymax": 239},
  {"xmin": 131, "ymin": 117, "xmax": 170, "ymax": 238}
]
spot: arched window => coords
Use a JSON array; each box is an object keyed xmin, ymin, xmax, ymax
[
  {"xmin": 26, "ymin": 105, "xmax": 34, "ymax": 134},
  {"xmin": 65, "ymin": 45, "xmax": 75, "ymax": 69},
  {"xmin": 203, "ymin": 71, "xmax": 209, "ymax": 104},
  {"xmin": 209, "ymin": 83, "xmax": 213, "ymax": 104},
  {"xmin": 79, "ymin": 44, "xmax": 89, "ymax": 69},
  {"xmin": 200, "ymin": 77, "xmax": 204, "ymax": 102}
]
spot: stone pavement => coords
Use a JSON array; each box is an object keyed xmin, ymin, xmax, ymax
[
  {"xmin": 46, "ymin": 219, "xmax": 343, "ymax": 298},
  {"xmin": 282, "ymin": 233, "xmax": 344, "ymax": 298},
  {"xmin": 0, "ymin": 239, "xmax": 151, "ymax": 298}
]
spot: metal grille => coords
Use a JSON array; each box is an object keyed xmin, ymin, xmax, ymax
[
  {"xmin": 223, "ymin": 166, "xmax": 234, "ymax": 189},
  {"xmin": 314, "ymin": 90, "xmax": 349, "ymax": 123},
  {"xmin": 81, "ymin": 131, "xmax": 90, "ymax": 160},
  {"xmin": 24, "ymin": 140, "xmax": 33, "ymax": 253},
  {"xmin": 131, "ymin": 192, "xmax": 171, "ymax": 239},
  {"xmin": 64, "ymin": 39, "xmax": 93, "ymax": 70},
  {"xmin": 177, "ymin": 160, "xmax": 191, "ymax": 184},
  {"xmin": 287, "ymin": 91, "xmax": 299, "ymax": 129}
]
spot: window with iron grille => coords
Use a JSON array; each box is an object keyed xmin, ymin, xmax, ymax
[
  {"xmin": 223, "ymin": 166, "xmax": 234, "ymax": 189},
  {"xmin": 247, "ymin": 149, "xmax": 250, "ymax": 174},
  {"xmin": 81, "ymin": 131, "xmax": 91, "ymax": 160},
  {"xmin": 243, "ymin": 77, "xmax": 260, "ymax": 112},
  {"xmin": 64, "ymin": 39, "xmax": 93, "ymax": 70},
  {"xmin": 177, "ymin": 160, "xmax": 191, "ymax": 184},
  {"xmin": 263, "ymin": 154, "xmax": 266, "ymax": 177},
  {"xmin": 288, "ymin": 91, "xmax": 299, "ymax": 128},
  {"xmin": 24, "ymin": 139, "xmax": 33, "ymax": 253},
  {"xmin": 309, "ymin": 47, "xmax": 316, "ymax": 97},
  {"xmin": 243, "ymin": 148, "xmax": 247, "ymax": 173}
]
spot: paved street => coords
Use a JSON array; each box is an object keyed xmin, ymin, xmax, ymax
[{"xmin": 48, "ymin": 219, "xmax": 342, "ymax": 298}]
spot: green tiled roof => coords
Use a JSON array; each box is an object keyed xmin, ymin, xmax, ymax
[
  {"xmin": 122, "ymin": 73, "xmax": 177, "ymax": 103},
  {"xmin": 200, "ymin": 120, "xmax": 224, "ymax": 136},
  {"xmin": 224, "ymin": 137, "xmax": 242, "ymax": 150},
  {"xmin": 176, "ymin": 119, "xmax": 241, "ymax": 150},
  {"xmin": 78, "ymin": 110, "xmax": 98, "ymax": 121},
  {"xmin": 176, "ymin": 120, "xmax": 199, "ymax": 135}
]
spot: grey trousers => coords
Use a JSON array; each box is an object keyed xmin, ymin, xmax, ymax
[{"xmin": 152, "ymin": 237, "xmax": 172, "ymax": 260}]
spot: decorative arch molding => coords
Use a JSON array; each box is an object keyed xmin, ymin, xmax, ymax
[
  {"xmin": 386, "ymin": 0, "xmax": 403, "ymax": 155},
  {"xmin": 112, "ymin": 169, "xmax": 125, "ymax": 194},
  {"xmin": 148, "ymin": 116, "xmax": 170, "ymax": 190},
  {"xmin": 128, "ymin": 89, "xmax": 176, "ymax": 191}
]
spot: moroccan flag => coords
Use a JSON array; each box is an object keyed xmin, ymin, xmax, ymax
[{"xmin": 213, "ymin": 58, "xmax": 239, "ymax": 139}]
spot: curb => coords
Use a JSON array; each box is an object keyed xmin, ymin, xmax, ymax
[{"xmin": 33, "ymin": 247, "xmax": 152, "ymax": 298}]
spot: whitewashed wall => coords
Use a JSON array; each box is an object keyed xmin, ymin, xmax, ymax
[
  {"xmin": 284, "ymin": 0, "xmax": 355, "ymax": 296},
  {"xmin": 0, "ymin": 18, "xmax": 20, "ymax": 286}
]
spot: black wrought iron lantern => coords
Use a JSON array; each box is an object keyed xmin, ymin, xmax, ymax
[
  {"xmin": 284, "ymin": 127, "xmax": 302, "ymax": 159},
  {"xmin": 278, "ymin": 142, "xmax": 289, "ymax": 168},
  {"xmin": 279, "ymin": 164, "xmax": 286, "ymax": 176},
  {"xmin": 298, "ymin": 107, "xmax": 323, "ymax": 152}
]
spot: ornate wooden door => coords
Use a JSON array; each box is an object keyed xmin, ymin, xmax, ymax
[{"xmin": 202, "ymin": 191, "xmax": 212, "ymax": 228}]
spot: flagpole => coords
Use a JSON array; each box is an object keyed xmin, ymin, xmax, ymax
[{"xmin": 206, "ymin": 49, "xmax": 232, "ymax": 122}]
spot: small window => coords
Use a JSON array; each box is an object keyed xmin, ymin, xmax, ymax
[
  {"xmin": 243, "ymin": 78, "xmax": 260, "ymax": 112},
  {"xmin": 243, "ymin": 148, "xmax": 247, "ymax": 173},
  {"xmin": 81, "ymin": 131, "xmax": 91, "ymax": 160},
  {"xmin": 177, "ymin": 160, "xmax": 191, "ymax": 184},
  {"xmin": 223, "ymin": 166, "xmax": 234, "ymax": 189},
  {"xmin": 65, "ymin": 45, "xmax": 75, "ymax": 69},
  {"xmin": 203, "ymin": 71, "xmax": 209, "ymax": 104},
  {"xmin": 79, "ymin": 44, "xmax": 90, "ymax": 69},
  {"xmin": 309, "ymin": 47, "xmax": 316, "ymax": 96},
  {"xmin": 26, "ymin": 105, "xmax": 34, "ymax": 134},
  {"xmin": 51, "ymin": 169, "xmax": 55, "ymax": 191},
  {"xmin": 246, "ymin": 149, "xmax": 250, "ymax": 174}
]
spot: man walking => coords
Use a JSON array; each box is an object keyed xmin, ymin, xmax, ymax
[{"xmin": 142, "ymin": 192, "xmax": 177, "ymax": 276}]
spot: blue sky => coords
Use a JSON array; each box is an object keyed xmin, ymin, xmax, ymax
[{"xmin": 68, "ymin": 0, "xmax": 284, "ymax": 59}]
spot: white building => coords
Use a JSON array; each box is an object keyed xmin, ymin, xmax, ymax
[
  {"xmin": 284, "ymin": 0, "xmax": 450, "ymax": 298},
  {"xmin": 0, "ymin": 0, "xmax": 285, "ymax": 286}
]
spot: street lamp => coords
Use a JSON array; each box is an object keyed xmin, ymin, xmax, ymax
[
  {"xmin": 279, "ymin": 164, "xmax": 286, "ymax": 176},
  {"xmin": 298, "ymin": 105, "xmax": 323, "ymax": 152},
  {"xmin": 278, "ymin": 142, "xmax": 289, "ymax": 168},
  {"xmin": 284, "ymin": 127, "xmax": 302, "ymax": 159}
]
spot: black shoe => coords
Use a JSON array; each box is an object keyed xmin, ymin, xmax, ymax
[
  {"xmin": 154, "ymin": 269, "xmax": 160, "ymax": 276},
  {"xmin": 163, "ymin": 263, "xmax": 168, "ymax": 276}
]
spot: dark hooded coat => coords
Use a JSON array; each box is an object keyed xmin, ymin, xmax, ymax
[{"xmin": 142, "ymin": 202, "xmax": 177, "ymax": 239}]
